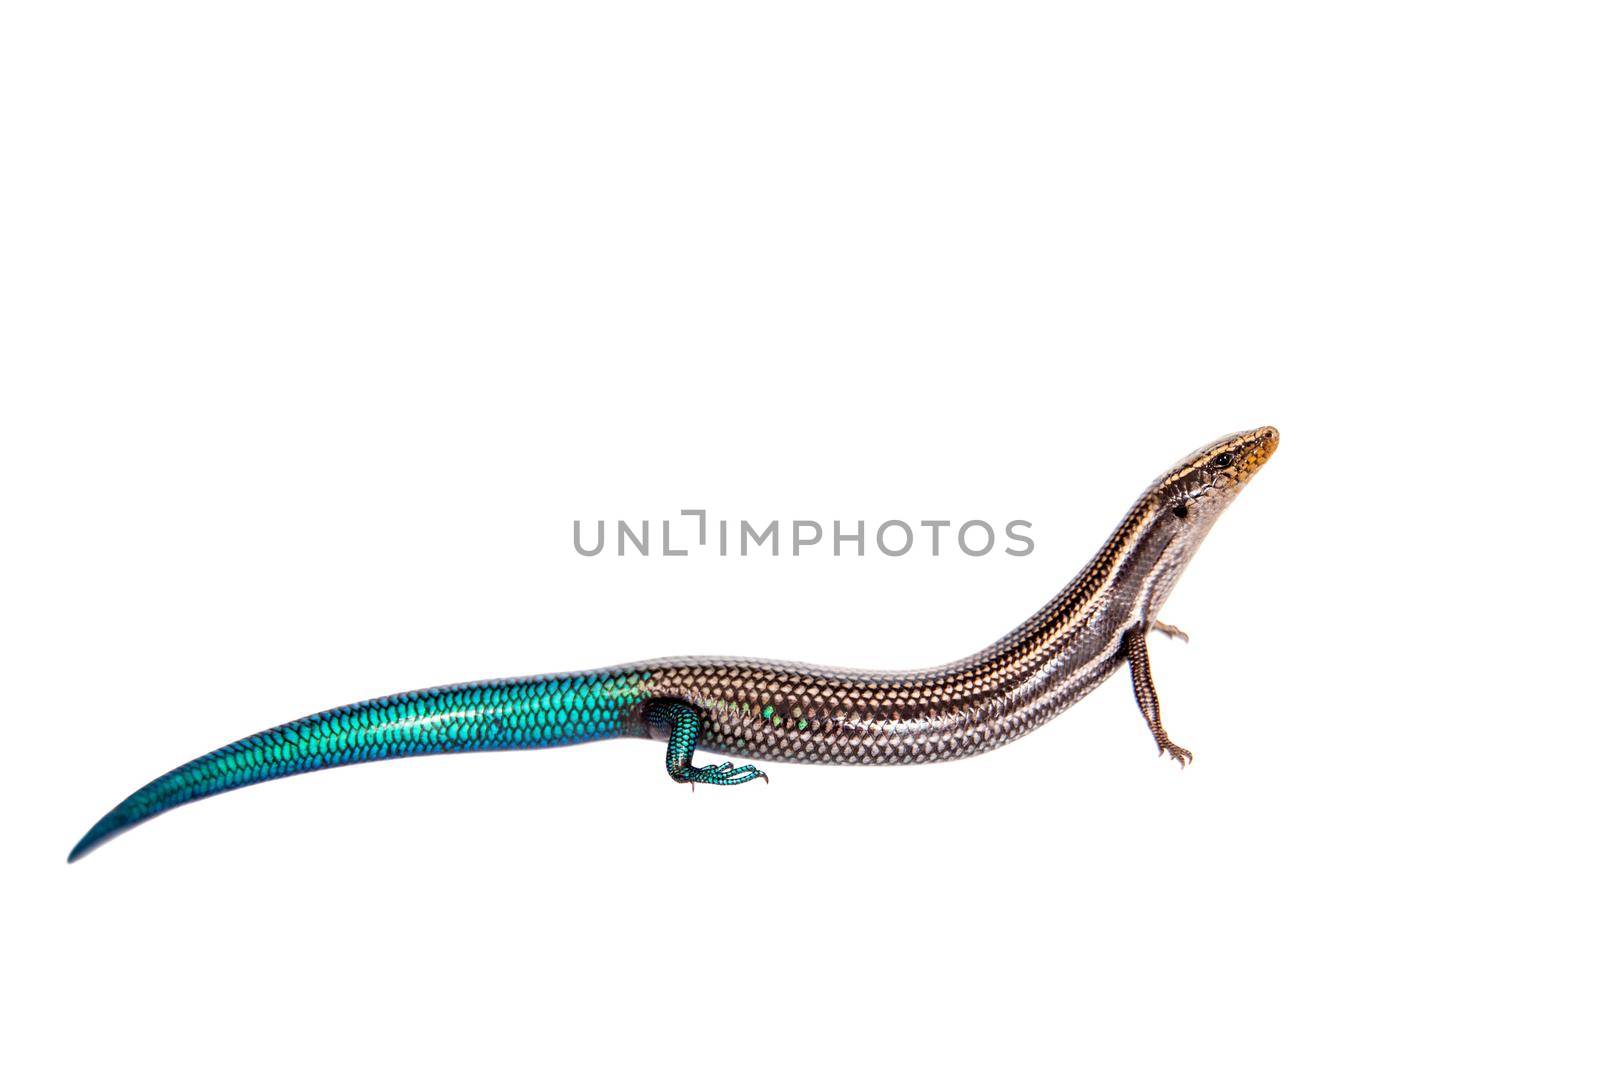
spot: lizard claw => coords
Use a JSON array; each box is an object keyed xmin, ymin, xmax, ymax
[
  {"xmin": 1152, "ymin": 728, "xmax": 1192, "ymax": 766},
  {"xmin": 679, "ymin": 761, "xmax": 769, "ymax": 787}
]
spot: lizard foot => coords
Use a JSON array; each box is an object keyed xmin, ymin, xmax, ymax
[
  {"xmin": 677, "ymin": 762, "xmax": 770, "ymax": 787},
  {"xmin": 1151, "ymin": 620, "xmax": 1190, "ymax": 643},
  {"xmin": 1157, "ymin": 737, "xmax": 1194, "ymax": 766}
]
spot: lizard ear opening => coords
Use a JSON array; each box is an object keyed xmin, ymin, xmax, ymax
[{"xmin": 1171, "ymin": 502, "xmax": 1189, "ymax": 519}]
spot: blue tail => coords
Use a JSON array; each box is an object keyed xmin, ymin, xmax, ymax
[{"xmin": 69, "ymin": 672, "xmax": 649, "ymax": 861}]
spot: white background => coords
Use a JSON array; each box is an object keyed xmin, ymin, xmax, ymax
[{"xmin": 3, "ymin": 3, "xmax": 1595, "ymax": 1064}]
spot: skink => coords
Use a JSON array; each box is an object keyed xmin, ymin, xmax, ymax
[{"xmin": 70, "ymin": 425, "xmax": 1279, "ymax": 861}]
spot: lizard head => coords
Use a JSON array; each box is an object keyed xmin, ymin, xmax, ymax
[
  {"xmin": 1157, "ymin": 425, "xmax": 1279, "ymax": 524},
  {"xmin": 1132, "ymin": 425, "xmax": 1279, "ymax": 617}
]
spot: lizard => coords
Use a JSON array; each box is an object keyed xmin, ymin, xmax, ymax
[{"xmin": 69, "ymin": 425, "xmax": 1278, "ymax": 861}]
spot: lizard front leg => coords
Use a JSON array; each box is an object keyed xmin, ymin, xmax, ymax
[{"xmin": 1125, "ymin": 628, "xmax": 1193, "ymax": 765}]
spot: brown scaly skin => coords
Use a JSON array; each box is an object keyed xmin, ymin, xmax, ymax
[{"xmin": 634, "ymin": 426, "xmax": 1280, "ymax": 768}]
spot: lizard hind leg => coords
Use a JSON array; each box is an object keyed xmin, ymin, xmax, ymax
[{"xmin": 646, "ymin": 701, "xmax": 770, "ymax": 786}]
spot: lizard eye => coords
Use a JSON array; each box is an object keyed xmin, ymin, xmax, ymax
[
  {"xmin": 1210, "ymin": 451, "xmax": 1235, "ymax": 470},
  {"xmin": 1171, "ymin": 502, "xmax": 1189, "ymax": 519}
]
